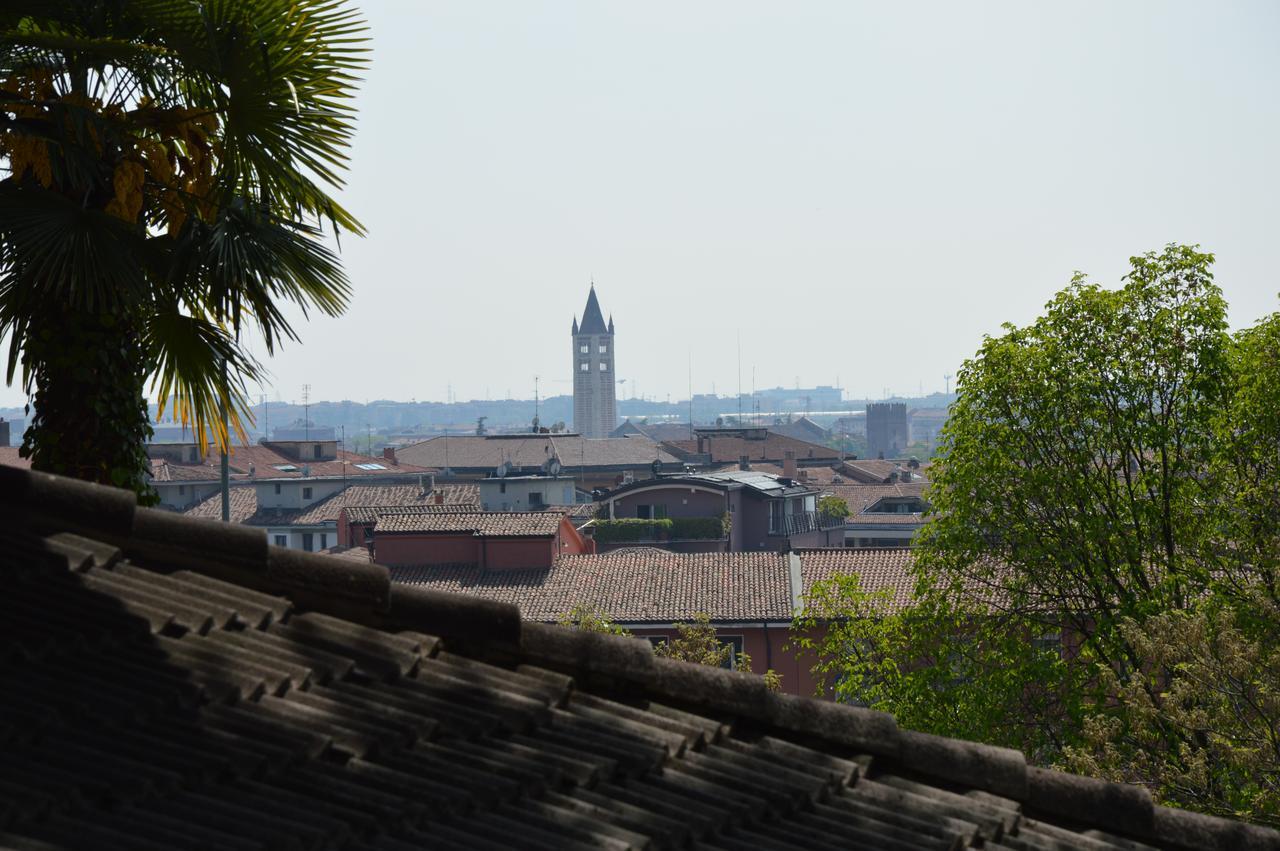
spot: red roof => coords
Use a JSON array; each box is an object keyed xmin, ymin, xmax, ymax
[
  {"xmin": 185, "ymin": 483, "xmax": 480, "ymax": 527},
  {"xmin": 388, "ymin": 551, "xmax": 792, "ymax": 623},
  {"xmin": 377, "ymin": 511, "xmax": 566, "ymax": 538},
  {"xmin": 151, "ymin": 444, "xmax": 434, "ymax": 482}
]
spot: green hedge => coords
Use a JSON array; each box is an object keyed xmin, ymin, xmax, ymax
[
  {"xmin": 670, "ymin": 516, "xmax": 729, "ymax": 540},
  {"xmin": 593, "ymin": 515, "xmax": 729, "ymax": 543},
  {"xmin": 593, "ymin": 519, "xmax": 672, "ymax": 543}
]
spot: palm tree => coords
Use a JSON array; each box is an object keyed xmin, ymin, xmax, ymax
[{"xmin": 0, "ymin": 0, "xmax": 367, "ymax": 498}]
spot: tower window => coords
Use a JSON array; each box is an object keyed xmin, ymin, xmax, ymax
[
  {"xmin": 598, "ymin": 345, "xmax": 608, "ymax": 354},
  {"xmin": 599, "ymin": 362, "xmax": 608, "ymax": 371},
  {"xmin": 579, "ymin": 344, "xmax": 589, "ymax": 354},
  {"xmin": 580, "ymin": 361, "xmax": 589, "ymax": 371}
]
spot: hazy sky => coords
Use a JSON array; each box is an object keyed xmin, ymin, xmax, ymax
[{"xmin": 4, "ymin": 1, "xmax": 1279, "ymax": 409}]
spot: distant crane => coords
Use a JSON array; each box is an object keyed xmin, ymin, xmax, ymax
[{"xmin": 943, "ymin": 374, "xmax": 953, "ymax": 395}]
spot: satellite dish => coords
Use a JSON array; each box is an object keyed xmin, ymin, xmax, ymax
[
  {"xmin": 495, "ymin": 460, "xmax": 509, "ymax": 478},
  {"xmin": 548, "ymin": 458, "xmax": 562, "ymax": 477},
  {"xmin": 651, "ymin": 458, "xmax": 662, "ymax": 477}
]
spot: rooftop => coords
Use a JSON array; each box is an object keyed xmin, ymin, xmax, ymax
[
  {"xmin": 377, "ymin": 511, "xmax": 568, "ymax": 538},
  {"xmin": 184, "ymin": 482, "xmax": 481, "ymax": 527},
  {"xmin": 663, "ymin": 431, "xmax": 840, "ymax": 466},
  {"xmin": 395, "ymin": 433, "xmax": 680, "ymax": 472},
  {"xmin": 390, "ymin": 551, "xmax": 795, "ymax": 623},
  {"xmin": 1, "ymin": 466, "xmax": 1273, "ymax": 851}
]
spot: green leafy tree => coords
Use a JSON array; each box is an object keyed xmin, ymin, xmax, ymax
[
  {"xmin": 818, "ymin": 495, "xmax": 850, "ymax": 520},
  {"xmin": 0, "ymin": 1, "xmax": 367, "ymax": 496},
  {"xmin": 794, "ymin": 246, "xmax": 1280, "ymax": 823},
  {"xmin": 559, "ymin": 603, "xmax": 631, "ymax": 637},
  {"xmin": 657, "ymin": 613, "xmax": 781, "ymax": 689}
]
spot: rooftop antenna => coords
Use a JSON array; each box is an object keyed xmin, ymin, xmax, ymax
[
  {"xmin": 301, "ymin": 384, "xmax": 311, "ymax": 440},
  {"xmin": 736, "ymin": 331, "xmax": 742, "ymax": 424},
  {"xmin": 687, "ymin": 350, "xmax": 693, "ymax": 439},
  {"xmin": 533, "ymin": 376, "xmax": 540, "ymax": 432},
  {"xmin": 944, "ymin": 374, "xmax": 953, "ymax": 395}
]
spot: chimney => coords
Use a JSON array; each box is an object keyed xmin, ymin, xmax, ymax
[
  {"xmin": 739, "ymin": 455, "xmax": 750, "ymax": 471},
  {"xmin": 783, "ymin": 450, "xmax": 796, "ymax": 480},
  {"xmin": 0, "ymin": 417, "xmax": 8, "ymax": 448},
  {"xmin": 383, "ymin": 446, "xmax": 397, "ymax": 465},
  {"xmin": 433, "ymin": 491, "xmax": 444, "ymax": 505}
]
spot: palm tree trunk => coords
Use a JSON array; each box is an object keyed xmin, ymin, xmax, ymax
[{"xmin": 22, "ymin": 306, "xmax": 155, "ymax": 502}]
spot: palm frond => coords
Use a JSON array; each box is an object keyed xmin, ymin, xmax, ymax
[{"xmin": 145, "ymin": 307, "xmax": 262, "ymax": 451}]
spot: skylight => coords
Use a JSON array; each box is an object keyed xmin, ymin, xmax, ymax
[
  {"xmin": 354, "ymin": 463, "xmax": 387, "ymax": 471},
  {"xmin": 272, "ymin": 464, "xmax": 299, "ymax": 472}
]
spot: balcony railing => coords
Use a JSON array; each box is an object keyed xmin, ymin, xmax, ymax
[{"xmin": 771, "ymin": 510, "xmax": 846, "ymax": 536}]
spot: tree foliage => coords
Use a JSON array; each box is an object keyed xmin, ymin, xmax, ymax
[
  {"xmin": 656, "ymin": 613, "xmax": 782, "ymax": 690},
  {"xmin": 0, "ymin": 0, "xmax": 367, "ymax": 495},
  {"xmin": 795, "ymin": 246, "xmax": 1280, "ymax": 824},
  {"xmin": 818, "ymin": 495, "xmax": 850, "ymax": 520},
  {"xmin": 558, "ymin": 604, "xmax": 631, "ymax": 637}
]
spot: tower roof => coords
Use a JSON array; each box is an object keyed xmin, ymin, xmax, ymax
[{"xmin": 578, "ymin": 285, "xmax": 609, "ymax": 336}]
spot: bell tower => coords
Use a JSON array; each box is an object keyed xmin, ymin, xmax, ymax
[{"xmin": 572, "ymin": 285, "xmax": 616, "ymax": 438}]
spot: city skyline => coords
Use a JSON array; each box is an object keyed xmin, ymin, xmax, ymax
[{"xmin": 2, "ymin": 1, "xmax": 1277, "ymax": 411}]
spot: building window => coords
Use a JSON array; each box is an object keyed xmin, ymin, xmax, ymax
[
  {"xmin": 653, "ymin": 504, "xmax": 668, "ymax": 519},
  {"xmin": 178, "ymin": 485, "xmax": 185, "ymax": 496},
  {"xmin": 720, "ymin": 635, "xmax": 745, "ymax": 669},
  {"xmin": 529, "ymin": 492, "xmax": 545, "ymax": 508},
  {"xmin": 599, "ymin": 361, "xmax": 608, "ymax": 371},
  {"xmin": 499, "ymin": 481, "xmax": 506, "ymax": 493},
  {"xmin": 313, "ymin": 444, "xmax": 322, "ymax": 459},
  {"xmin": 320, "ymin": 533, "xmax": 328, "ymax": 549},
  {"xmin": 580, "ymin": 361, "xmax": 589, "ymax": 371},
  {"xmin": 274, "ymin": 483, "xmax": 282, "ymax": 495},
  {"xmin": 303, "ymin": 487, "xmax": 313, "ymax": 499},
  {"xmin": 580, "ymin": 344, "xmax": 589, "ymax": 354},
  {"xmin": 598, "ymin": 345, "xmax": 607, "ymax": 354},
  {"xmin": 636, "ymin": 504, "xmax": 652, "ymax": 520},
  {"xmin": 273, "ymin": 535, "xmax": 287, "ymax": 547},
  {"xmin": 769, "ymin": 501, "xmax": 784, "ymax": 534},
  {"xmin": 302, "ymin": 533, "xmax": 314, "ymax": 552}
]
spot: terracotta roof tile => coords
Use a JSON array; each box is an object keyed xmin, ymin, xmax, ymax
[
  {"xmin": 0, "ymin": 446, "xmax": 31, "ymax": 470},
  {"xmin": 377, "ymin": 511, "xmax": 565, "ymax": 537},
  {"xmin": 821, "ymin": 482, "xmax": 930, "ymax": 513},
  {"xmin": 1, "ymin": 466, "xmax": 1272, "ymax": 851},
  {"xmin": 395, "ymin": 434, "xmax": 679, "ymax": 472},
  {"xmin": 798, "ymin": 548, "xmax": 919, "ymax": 612},
  {"xmin": 150, "ymin": 444, "xmax": 434, "ymax": 482},
  {"xmin": 184, "ymin": 483, "xmax": 480, "ymax": 527},
  {"xmin": 389, "ymin": 551, "xmax": 792, "ymax": 623},
  {"xmin": 181, "ymin": 486, "xmax": 258, "ymax": 523},
  {"xmin": 664, "ymin": 432, "xmax": 839, "ymax": 465},
  {"xmin": 848, "ymin": 511, "xmax": 926, "ymax": 526}
]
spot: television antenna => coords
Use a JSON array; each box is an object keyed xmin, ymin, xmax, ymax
[
  {"xmin": 302, "ymin": 384, "xmax": 311, "ymax": 440},
  {"xmin": 943, "ymin": 374, "xmax": 953, "ymax": 395}
]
